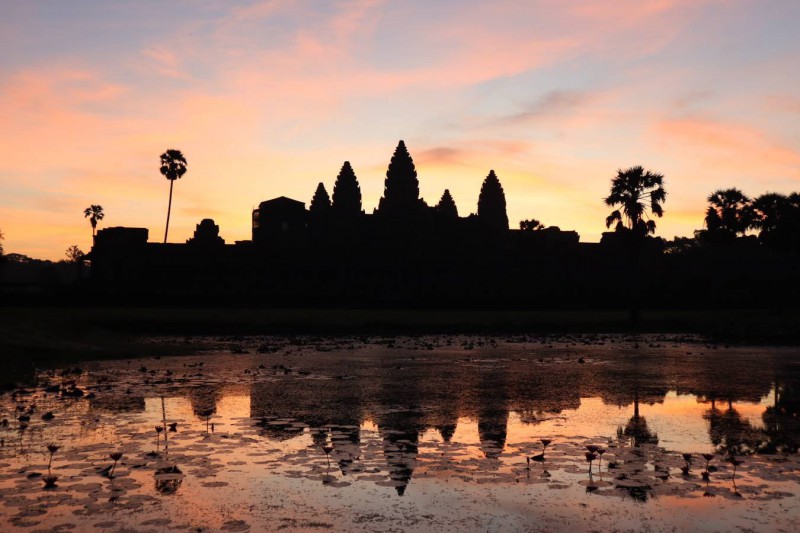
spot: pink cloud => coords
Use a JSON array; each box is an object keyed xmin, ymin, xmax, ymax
[{"xmin": 656, "ymin": 117, "xmax": 800, "ymax": 177}]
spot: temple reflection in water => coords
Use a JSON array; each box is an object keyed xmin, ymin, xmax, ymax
[
  {"xmin": 242, "ymin": 346, "xmax": 798, "ymax": 494},
  {"xmin": 79, "ymin": 343, "xmax": 800, "ymax": 497}
]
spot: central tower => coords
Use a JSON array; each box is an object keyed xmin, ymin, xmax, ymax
[{"xmin": 377, "ymin": 140, "xmax": 423, "ymax": 217}]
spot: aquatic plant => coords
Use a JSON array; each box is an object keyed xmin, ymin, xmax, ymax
[
  {"xmin": 596, "ymin": 447, "xmax": 607, "ymax": 472},
  {"xmin": 322, "ymin": 445, "xmax": 334, "ymax": 468},
  {"xmin": 46, "ymin": 443, "xmax": 60, "ymax": 473},
  {"xmin": 197, "ymin": 408, "xmax": 214, "ymax": 433},
  {"xmin": 109, "ymin": 452, "xmax": 123, "ymax": 478},
  {"xmin": 585, "ymin": 451, "xmax": 598, "ymax": 474},
  {"xmin": 727, "ymin": 456, "xmax": 742, "ymax": 478},
  {"xmin": 727, "ymin": 456, "xmax": 743, "ymax": 497},
  {"xmin": 702, "ymin": 453, "xmax": 714, "ymax": 481},
  {"xmin": 531, "ymin": 438, "xmax": 552, "ymax": 463},
  {"xmin": 42, "ymin": 474, "xmax": 59, "ymax": 489},
  {"xmin": 680, "ymin": 453, "xmax": 692, "ymax": 475}
]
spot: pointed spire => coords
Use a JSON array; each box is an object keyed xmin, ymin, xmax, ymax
[
  {"xmin": 310, "ymin": 182, "xmax": 331, "ymax": 214},
  {"xmin": 378, "ymin": 140, "xmax": 420, "ymax": 216},
  {"xmin": 477, "ymin": 170, "xmax": 508, "ymax": 231},
  {"xmin": 332, "ymin": 161, "xmax": 362, "ymax": 217},
  {"xmin": 436, "ymin": 189, "xmax": 458, "ymax": 219}
]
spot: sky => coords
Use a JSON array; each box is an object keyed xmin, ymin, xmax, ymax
[{"xmin": 1, "ymin": 0, "xmax": 799, "ymax": 260}]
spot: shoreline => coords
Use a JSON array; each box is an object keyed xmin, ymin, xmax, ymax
[
  {"xmin": 1, "ymin": 306, "xmax": 798, "ymax": 353},
  {"xmin": 1, "ymin": 305, "xmax": 798, "ymax": 388}
]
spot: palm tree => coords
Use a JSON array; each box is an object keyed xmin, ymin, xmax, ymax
[
  {"xmin": 83, "ymin": 205, "xmax": 104, "ymax": 239},
  {"xmin": 751, "ymin": 192, "xmax": 800, "ymax": 252},
  {"xmin": 604, "ymin": 166, "xmax": 666, "ymax": 237},
  {"xmin": 704, "ymin": 188, "xmax": 752, "ymax": 237},
  {"xmin": 604, "ymin": 166, "xmax": 666, "ymax": 325},
  {"xmin": 160, "ymin": 149, "xmax": 188, "ymax": 243}
]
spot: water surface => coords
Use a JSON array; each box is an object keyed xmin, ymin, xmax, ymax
[{"xmin": 2, "ymin": 335, "xmax": 799, "ymax": 531}]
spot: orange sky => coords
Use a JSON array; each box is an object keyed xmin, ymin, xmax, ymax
[{"xmin": 1, "ymin": 1, "xmax": 799, "ymax": 260}]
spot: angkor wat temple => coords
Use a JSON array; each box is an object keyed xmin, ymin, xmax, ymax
[{"xmin": 88, "ymin": 141, "xmax": 797, "ymax": 307}]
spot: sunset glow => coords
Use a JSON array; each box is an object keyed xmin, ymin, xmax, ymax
[{"xmin": 1, "ymin": 1, "xmax": 798, "ymax": 259}]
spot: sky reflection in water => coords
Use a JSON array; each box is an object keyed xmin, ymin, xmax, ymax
[{"xmin": 1, "ymin": 336, "xmax": 799, "ymax": 531}]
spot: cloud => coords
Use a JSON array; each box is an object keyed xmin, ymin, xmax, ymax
[
  {"xmin": 140, "ymin": 46, "xmax": 188, "ymax": 80},
  {"xmin": 764, "ymin": 95, "xmax": 800, "ymax": 115},
  {"xmin": 495, "ymin": 90, "xmax": 597, "ymax": 126},
  {"xmin": 416, "ymin": 146, "xmax": 465, "ymax": 166},
  {"xmin": 1, "ymin": 0, "xmax": 798, "ymax": 258},
  {"xmin": 655, "ymin": 117, "xmax": 800, "ymax": 177},
  {"xmin": 414, "ymin": 140, "xmax": 534, "ymax": 168}
]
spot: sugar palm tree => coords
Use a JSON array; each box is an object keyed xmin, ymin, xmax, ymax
[
  {"xmin": 604, "ymin": 166, "xmax": 666, "ymax": 237},
  {"xmin": 160, "ymin": 149, "xmax": 188, "ymax": 243},
  {"xmin": 751, "ymin": 192, "xmax": 800, "ymax": 252},
  {"xmin": 83, "ymin": 205, "xmax": 104, "ymax": 239},
  {"xmin": 604, "ymin": 166, "xmax": 666, "ymax": 324},
  {"xmin": 704, "ymin": 188, "xmax": 752, "ymax": 237}
]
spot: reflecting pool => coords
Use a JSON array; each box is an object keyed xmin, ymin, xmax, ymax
[{"xmin": 1, "ymin": 335, "xmax": 799, "ymax": 531}]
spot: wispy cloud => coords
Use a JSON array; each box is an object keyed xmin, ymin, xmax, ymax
[
  {"xmin": 655, "ymin": 117, "xmax": 800, "ymax": 178},
  {"xmin": 0, "ymin": 0, "xmax": 798, "ymax": 258}
]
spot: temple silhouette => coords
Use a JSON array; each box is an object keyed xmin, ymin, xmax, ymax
[{"xmin": 84, "ymin": 140, "xmax": 798, "ymax": 307}]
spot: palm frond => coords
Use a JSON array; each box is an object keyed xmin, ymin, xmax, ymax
[{"xmin": 606, "ymin": 210, "xmax": 622, "ymax": 228}]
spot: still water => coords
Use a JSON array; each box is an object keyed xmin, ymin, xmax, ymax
[{"xmin": 1, "ymin": 335, "xmax": 799, "ymax": 532}]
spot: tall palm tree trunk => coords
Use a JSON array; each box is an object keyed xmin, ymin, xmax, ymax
[{"xmin": 164, "ymin": 180, "xmax": 174, "ymax": 243}]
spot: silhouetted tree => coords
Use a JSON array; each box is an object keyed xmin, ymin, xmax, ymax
[
  {"xmin": 705, "ymin": 405, "xmax": 763, "ymax": 455},
  {"xmin": 436, "ymin": 189, "xmax": 458, "ymax": 218},
  {"xmin": 477, "ymin": 170, "xmax": 509, "ymax": 231},
  {"xmin": 331, "ymin": 161, "xmax": 362, "ymax": 217},
  {"xmin": 378, "ymin": 140, "xmax": 421, "ymax": 216},
  {"xmin": 663, "ymin": 235, "xmax": 699, "ymax": 255},
  {"xmin": 751, "ymin": 192, "xmax": 800, "ymax": 252},
  {"xmin": 604, "ymin": 166, "xmax": 666, "ymax": 324},
  {"xmin": 0, "ymin": 229, "xmax": 4, "ymax": 258},
  {"xmin": 83, "ymin": 204, "xmax": 105, "ymax": 239},
  {"xmin": 160, "ymin": 149, "xmax": 188, "ymax": 243},
  {"xmin": 65, "ymin": 245, "xmax": 84, "ymax": 262},
  {"xmin": 703, "ymin": 188, "xmax": 753, "ymax": 240},
  {"xmin": 519, "ymin": 219, "xmax": 544, "ymax": 231},
  {"xmin": 762, "ymin": 378, "xmax": 800, "ymax": 453},
  {"xmin": 617, "ymin": 390, "xmax": 658, "ymax": 447},
  {"xmin": 604, "ymin": 166, "xmax": 666, "ymax": 236}
]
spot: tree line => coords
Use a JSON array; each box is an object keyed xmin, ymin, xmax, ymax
[{"xmin": 1, "ymin": 151, "xmax": 799, "ymax": 264}]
